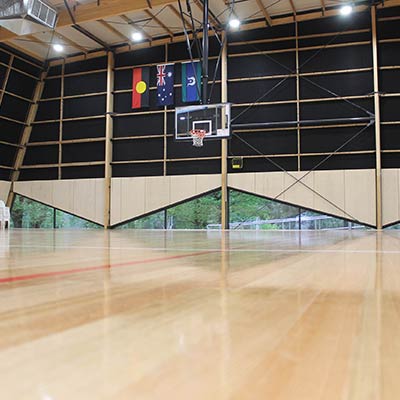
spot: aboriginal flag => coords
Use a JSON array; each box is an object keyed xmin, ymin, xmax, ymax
[{"xmin": 132, "ymin": 67, "xmax": 150, "ymax": 109}]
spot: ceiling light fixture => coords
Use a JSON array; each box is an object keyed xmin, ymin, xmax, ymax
[
  {"xmin": 229, "ymin": 18, "xmax": 241, "ymax": 29},
  {"xmin": 131, "ymin": 32, "xmax": 143, "ymax": 42},
  {"xmin": 340, "ymin": 4, "xmax": 353, "ymax": 16},
  {"xmin": 53, "ymin": 44, "xmax": 64, "ymax": 52}
]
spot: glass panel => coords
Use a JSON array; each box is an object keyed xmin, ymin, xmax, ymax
[
  {"xmin": 228, "ymin": 189, "xmax": 367, "ymax": 230},
  {"xmin": 55, "ymin": 209, "xmax": 101, "ymax": 229},
  {"xmin": 167, "ymin": 191, "xmax": 221, "ymax": 229},
  {"xmin": 386, "ymin": 223, "xmax": 400, "ymax": 230},
  {"xmin": 11, "ymin": 194, "xmax": 54, "ymax": 228},
  {"xmin": 117, "ymin": 211, "xmax": 165, "ymax": 229}
]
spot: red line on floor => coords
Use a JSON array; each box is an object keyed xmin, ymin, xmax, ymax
[{"xmin": 0, "ymin": 250, "xmax": 216, "ymax": 285}]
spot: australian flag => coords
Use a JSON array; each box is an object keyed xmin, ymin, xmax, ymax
[{"xmin": 156, "ymin": 64, "xmax": 174, "ymax": 106}]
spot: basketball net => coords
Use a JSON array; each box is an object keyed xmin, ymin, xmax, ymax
[{"xmin": 190, "ymin": 129, "xmax": 206, "ymax": 147}]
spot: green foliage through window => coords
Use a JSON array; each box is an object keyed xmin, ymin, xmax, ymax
[{"xmin": 11, "ymin": 195, "xmax": 101, "ymax": 229}]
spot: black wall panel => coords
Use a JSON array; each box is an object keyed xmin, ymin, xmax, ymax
[
  {"xmin": 115, "ymin": 46, "xmax": 165, "ymax": 67},
  {"xmin": 300, "ymin": 72, "xmax": 373, "ymax": 99},
  {"xmin": 381, "ymin": 125, "xmax": 400, "ymax": 150},
  {"xmin": 64, "ymin": 72, "xmax": 107, "ymax": 96},
  {"xmin": 381, "ymin": 97, "xmax": 400, "ymax": 122},
  {"xmin": 229, "ymin": 78, "xmax": 296, "ymax": 104},
  {"xmin": 0, "ymin": 168, "xmax": 10, "ymax": 180},
  {"xmin": 63, "ymin": 96, "xmax": 106, "ymax": 118},
  {"xmin": 379, "ymin": 43, "xmax": 400, "ymax": 66},
  {"xmin": 47, "ymin": 65, "xmax": 62, "ymax": 77},
  {"xmin": 380, "ymin": 70, "xmax": 400, "ymax": 93},
  {"xmin": 113, "ymin": 138, "xmax": 164, "ymax": 161},
  {"xmin": 377, "ymin": 19, "xmax": 399, "ymax": 40},
  {"xmin": 232, "ymin": 103, "xmax": 297, "ymax": 124},
  {"xmin": 42, "ymin": 78, "xmax": 61, "ymax": 99},
  {"xmin": 36, "ymin": 100, "xmax": 60, "ymax": 121},
  {"xmin": 7, "ymin": 70, "xmax": 36, "ymax": 99},
  {"xmin": 382, "ymin": 153, "xmax": 400, "ymax": 168},
  {"xmin": 228, "ymin": 52, "xmax": 296, "ymax": 79},
  {"xmin": 229, "ymin": 24, "xmax": 295, "ymax": 42},
  {"xmin": 12, "ymin": 57, "xmax": 41, "ymax": 77},
  {"xmin": 299, "ymin": 31, "xmax": 371, "ymax": 48},
  {"xmin": 301, "ymin": 126, "xmax": 375, "ymax": 153},
  {"xmin": 23, "ymin": 145, "xmax": 58, "ymax": 165},
  {"xmin": 113, "ymin": 162, "xmax": 163, "ymax": 177},
  {"xmin": 0, "ymin": 94, "xmax": 30, "ymax": 121},
  {"xmin": 230, "ymin": 131, "xmax": 298, "ymax": 156},
  {"xmin": 63, "ymin": 118, "xmax": 105, "ymax": 140},
  {"xmin": 167, "ymin": 137, "xmax": 221, "ymax": 159},
  {"xmin": 228, "ymin": 39, "xmax": 296, "ymax": 55},
  {"xmin": 300, "ymin": 99, "xmax": 373, "ymax": 120},
  {"xmin": 0, "ymin": 119, "xmax": 24, "ymax": 143},
  {"xmin": 228, "ymin": 157, "xmax": 298, "ymax": 173},
  {"xmin": 301, "ymin": 153, "xmax": 375, "ymax": 170},
  {"xmin": 167, "ymin": 159, "xmax": 221, "ymax": 175},
  {"xmin": 30, "ymin": 122, "xmax": 60, "ymax": 142},
  {"xmin": 0, "ymin": 143, "xmax": 16, "ymax": 166},
  {"xmin": 299, "ymin": 45, "xmax": 372, "ymax": 72},
  {"xmin": 19, "ymin": 168, "xmax": 58, "ymax": 181},
  {"xmin": 62, "ymin": 141, "xmax": 105, "ymax": 163},
  {"xmin": 114, "ymin": 114, "xmax": 164, "ymax": 137},
  {"xmin": 65, "ymin": 56, "xmax": 107, "ymax": 74},
  {"xmin": 0, "ymin": 49, "xmax": 11, "ymax": 64},
  {"xmin": 62, "ymin": 165, "xmax": 104, "ymax": 179},
  {"xmin": 0, "ymin": 64, "xmax": 6, "ymax": 87}
]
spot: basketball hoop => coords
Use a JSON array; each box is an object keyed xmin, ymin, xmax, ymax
[{"xmin": 190, "ymin": 129, "xmax": 206, "ymax": 147}]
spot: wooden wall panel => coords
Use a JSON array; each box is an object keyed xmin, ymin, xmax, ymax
[
  {"xmin": 228, "ymin": 169, "xmax": 376, "ymax": 226},
  {"xmin": 0, "ymin": 180, "xmax": 11, "ymax": 202},
  {"xmin": 382, "ymin": 169, "xmax": 400, "ymax": 226},
  {"xmin": 110, "ymin": 175, "xmax": 221, "ymax": 226},
  {"xmin": 14, "ymin": 179, "xmax": 105, "ymax": 225}
]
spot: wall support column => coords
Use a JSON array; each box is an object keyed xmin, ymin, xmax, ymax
[
  {"xmin": 104, "ymin": 51, "xmax": 114, "ymax": 229},
  {"xmin": 6, "ymin": 69, "xmax": 47, "ymax": 207},
  {"xmin": 371, "ymin": 6, "xmax": 382, "ymax": 229},
  {"xmin": 221, "ymin": 33, "xmax": 229, "ymax": 230}
]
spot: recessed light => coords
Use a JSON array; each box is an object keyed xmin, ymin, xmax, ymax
[
  {"xmin": 340, "ymin": 4, "xmax": 353, "ymax": 16},
  {"xmin": 131, "ymin": 32, "xmax": 143, "ymax": 42},
  {"xmin": 229, "ymin": 18, "xmax": 241, "ymax": 29},
  {"xmin": 53, "ymin": 44, "xmax": 64, "ymax": 52}
]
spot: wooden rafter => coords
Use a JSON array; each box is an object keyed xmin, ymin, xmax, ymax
[
  {"xmin": 168, "ymin": 4, "xmax": 192, "ymax": 31},
  {"xmin": 321, "ymin": 0, "xmax": 326, "ymax": 15},
  {"xmin": 120, "ymin": 14, "xmax": 153, "ymax": 41},
  {"xmin": 55, "ymin": 32, "xmax": 88, "ymax": 53},
  {"xmin": 144, "ymin": 9, "xmax": 174, "ymax": 38},
  {"xmin": 192, "ymin": 0, "xmax": 221, "ymax": 28},
  {"xmin": 0, "ymin": 0, "xmax": 177, "ymax": 42},
  {"xmin": 255, "ymin": 0, "xmax": 273, "ymax": 26},
  {"xmin": 288, "ymin": 0, "xmax": 297, "ymax": 19},
  {"xmin": 97, "ymin": 19, "xmax": 132, "ymax": 42}
]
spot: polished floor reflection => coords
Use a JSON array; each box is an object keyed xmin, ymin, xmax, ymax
[{"xmin": 0, "ymin": 229, "xmax": 399, "ymax": 399}]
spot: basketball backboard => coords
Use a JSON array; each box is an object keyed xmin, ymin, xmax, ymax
[{"xmin": 175, "ymin": 103, "xmax": 231, "ymax": 142}]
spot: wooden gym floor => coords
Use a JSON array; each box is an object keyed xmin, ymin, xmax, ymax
[{"xmin": 0, "ymin": 228, "xmax": 399, "ymax": 399}]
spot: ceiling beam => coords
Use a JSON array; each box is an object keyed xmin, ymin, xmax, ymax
[
  {"xmin": 192, "ymin": 0, "xmax": 222, "ymax": 28},
  {"xmin": 97, "ymin": 19, "xmax": 132, "ymax": 43},
  {"xmin": 288, "ymin": 0, "xmax": 297, "ymax": 20},
  {"xmin": 55, "ymin": 32, "xmax": 88, "ymax": 54},
  {"xmin": 255, "ymin": 0, "xmax": 273, "ymax": 26},
  {"xmin": 144, "ymin": 9, "xmax": 174, "ymax": 39},
  {"xmin": 168, "ymin": 4, "xmax": 192, "ymax": 31},
  {"xmin": 120, "ymin": 14, "xmax": 153, "ymax": 41},
  {"xmin": 0, "ymin": 0, "xmax": 177, "ymax": 42}
]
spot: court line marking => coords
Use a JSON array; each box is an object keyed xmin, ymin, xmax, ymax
[
  {"xmin": 0, "ymin": 250, "xmax": 216, "ymax": 285},
  {"xmin": 1, "ymin": 245, "xmax": 400, "ymax": 254}
]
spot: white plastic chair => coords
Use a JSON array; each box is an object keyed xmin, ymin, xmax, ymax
[{"xmin": 0, "ymin": 201, "xmax": 10, "ymax": 229}]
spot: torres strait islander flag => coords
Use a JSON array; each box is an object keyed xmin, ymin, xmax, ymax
[
  {"xmin": 156, "ymin": 64, "xmax": 174, "ymax": 106},
  {"xmin": 182, "ymin": 61, "xmax": 201, "ymax": 102},
  {"xmin": 132, "ymin": 67, "xmax": 150, "ymax": 109}
]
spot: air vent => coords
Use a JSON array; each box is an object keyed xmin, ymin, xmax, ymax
[{"xmin": 0, "ymin": 0, "xmax": 58, "ymax": 35}]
